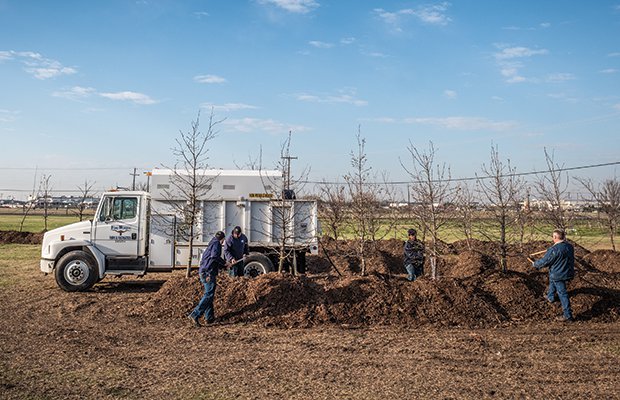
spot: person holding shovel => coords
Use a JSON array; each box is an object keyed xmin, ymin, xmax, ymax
[
  {"xmin": 188, "ymin": 231, "xmax": 229, "ymax": 327},
  {"xmin": 529, "ymin": 229, "xmax": 575, "ymax": 322},
  {"xmin": 404, "ymin": 228, "xmax": 425, "ymax": 281},
  {"xmin": 224, "ymin": 226, "xmax": 249, "ymax": 277}
]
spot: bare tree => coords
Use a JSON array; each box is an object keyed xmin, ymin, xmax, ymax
[
  {"xmin": 514, "ymin": 186, "xmax": 534, "ymax": 250},
  {"xmin": 454, "ymin": 182, "xmax": 477, "ymax": 251},
  {"xmin": 535, "ymin": 149, "xmax": 572, "ymax": 231},
  {"xmin": 19, "ymin": 168, "xmax": 39, "ymax": 232},
  {"xmin": 343, "ymin": 128, "xmax": 391, "ymax": 276},
  {"xmin": 39, "ymin": 174, "xmax": 53, "ymax": 232},
  {"xmin": 74, "ymin": 180, "xmax": 96, "ymax": 221},
  {"xmin": 318, "ymin": 181, "xmax": 347, "ymax": 241},
  {"xmin": 233, "ymin": 147, "xmax": 262, "ymax": 170},
  {"xmin": 256, "ymin": 132, "xmax": 311, "ymax": 275},
  {"xmin": 578, "ymin": 177, "xmax": 620, "ymax": 251},
  {"xmin": 401, "ymin": 141, "xmax": 453, "ymax": 278},
  {"xmin": 476, "ymin": 145, "xmax": 523, "ymax": 272},
  {"xmin": 162, "ymin": 110, "xmax": 223, "ymax": 278}
]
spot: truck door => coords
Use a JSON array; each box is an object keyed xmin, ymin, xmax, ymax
[{"xmin": 93, "ymin": 195, "xmax": 141, "ymax": 257}]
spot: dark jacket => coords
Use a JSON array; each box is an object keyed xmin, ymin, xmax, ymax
[
  {"xmin": 223, "ymin": 233, "xmax": 249, "ymax": 262},
  {"xmin": 199, "ymin": 237, "xmax": 226, "ymax": 275},
  {"xmin": 404, "ymin": 239, "xmax": 425, "ymax": 266},
  {"xmin": 534, "ymin": 241, "xmax": 575, "ymax": 281}
]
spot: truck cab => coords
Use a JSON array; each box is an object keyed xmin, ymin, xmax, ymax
[{"xmin": 40, "ymin": 191, "xmax": 151, "ymax": 291}]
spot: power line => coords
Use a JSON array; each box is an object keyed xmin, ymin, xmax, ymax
[
  {"xmin": 0, "ymin": 161, "xmax": 618, "ymax": 192},
  {"xmin": 304, "ymin": 160, "xmax": 620, "ymax": 185},
  {"xmin": 0, "ymin": 167, "xmax": 149, "ymax": 171}
]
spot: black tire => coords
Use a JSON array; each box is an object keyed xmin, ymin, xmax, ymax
[
  {"xmin": 54, "ymin": 250, "xmax": 99, "ymax": 292},
  {"xmin": 243, "ymin": 253, "xmax": 274, "ymax": 278}
]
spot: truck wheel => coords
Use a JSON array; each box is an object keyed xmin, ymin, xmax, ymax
[
  {"xmin": 243, "ymin": 253, "xmax": 273, "ymax": 278},
  {"xmin": 54, "ymin": 250, "xmax": 99, "ymax": 292}
]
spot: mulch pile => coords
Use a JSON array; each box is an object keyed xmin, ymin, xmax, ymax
[
  {"xmin": 140, "ymin": 238, "xmax": 620, "ymax": 328},
  {"xmin": 0, "ymin": 230, "xmax": 43, "ymax": 244}
]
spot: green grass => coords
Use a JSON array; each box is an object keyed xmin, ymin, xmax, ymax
[
  {"xmin": 0, "ymin": 214, "xmax": 85, "ymax": 232},
  {"xmin": 324, "ymin": 217, "xmax": 617, "ymax": 250},
  {"xmin": 0, "ymin": 244, "xmax": 40, "ymax": 287}
]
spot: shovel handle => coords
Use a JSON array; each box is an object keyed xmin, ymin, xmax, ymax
[{"xmin": 529, "ymin": 250, "xmax": 547, "ymax": 257}]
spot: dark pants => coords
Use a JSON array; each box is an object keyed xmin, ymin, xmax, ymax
[
  {"xmin": 405, "ymin": 262, "xmax": 424, "ymax": 281},
  {"xmin": 547, "ymin": 279, "xmax": 573, "ymax": 319},
  {"xmin": 228, "ymin": 260, "xmax": 244, "ymax": 277},
  {"xmin": 190, "ymin": 271, "xmax": 217, "ymax": 322}
]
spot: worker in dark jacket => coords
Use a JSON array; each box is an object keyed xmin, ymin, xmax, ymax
[
  {"xmin": 531, "ymin": 229, "xmax": 575, "ymax": 322},
  {"xmin": 224, "ymin": 226, "xmax": 249, "ymax": 277},
  {"xmin": 404, "ymin": 228, "xmax": 425, "ymax": 281},
  {"xmin": 188, "ymin": 231, "xmax": 228, "ymax": 327}
]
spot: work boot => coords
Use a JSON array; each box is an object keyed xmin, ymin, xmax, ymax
[
  {"xmin": 555, "ymin": 316, "xmax": 574, "ymax": 323},
  {"xmin": 188, "ymin": 314, "xmax": 202, "ymax": 327}
]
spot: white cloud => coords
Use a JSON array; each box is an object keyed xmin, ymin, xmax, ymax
[
  {"xmin": 361, "ymin": 51, "xmax": 388, "ymax": 58},
  {"xmin": 494, "ymin": 46, "xmax": 548, "ymax": 60},
  {"xmin": 443, "ymin": 90, "xmax": 457, "ymax": 99},
  {"xmin": 599, "ymin": 68, "xmax": 619, "ymax": 74},
  {"xmin": 340, "ymin": 37, "xmax": 355, "ymax": 45},
  {"xmin": 547, "ymin": 93, "xmax": 578, "ymax": 103},
  {"xmin": 258, "ymin": 0, "xmax": 319, "ymax": 14},
  {"xmin": 193, "ymin": 11, "xmax": 209, "ymax": 18},
  {"xmin": 308, "ymin": 40, "xmax": 334, "ymax": 49},
  {"xmin": 52, "ymin": 86, "xmax": 96, "ymax": 100},
  {"xmin": 546, "ymin": 73, "xmax": 576, "ymax": 82},
  {"xmin": 295, "ymin": 90, "xmax": 368, "ymax": 106},
  {"xmin": 200, "ymin": 102, "xmax": 258, "ymax": 112},
  {"xmin": 52, "ymin": 86, "xmax": 156, "ymax": 105},
  {"xmin": 614, "ymin": 103, "xmax": 620, "ymax": 111},
  {"xmin": 224, "ymin": 118, "xmax": 310, "ymax": 134},
  {"xmin": 0, "ymin": 50, "xmax": 77, "ymax": 79},
  {"xmin": 608, "ymin": 52, "xmax": 620, "ymax": 57},
  {"xmin": 491, "ymin": 96, "xmax": 504, "ymax": 102},
  {"xmin": 99, "ymin": 91, "xmax": 157, "ymax": 105},
  {"xmin": 0, "ymin": 109, "xmax": 19, "ymax": 123},
  {"xmin": 0, "ymin": 51, "xmax": 14, "ymax": 61},
  {"xmin": 493, "ymin": 45, "xmax": 548, "ymax": 83},
  {"xmin": 194, "ymin": 74, "xmax": 227, "ymax": 84},
  {"xmin": 540, "ymin": 22, "xmax": 551, "ymax": 28},
  {"xmin": 374, "ymin": 3, "xmax": 452, "ymax": 28},
  {"xmin": 403, "ymin": 116, "xmax": 517, "ymax": 131}
]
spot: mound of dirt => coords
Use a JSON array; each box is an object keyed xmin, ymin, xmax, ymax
[
  {"xmin": 582, "ymin": 250, "xmax": 620, "ymax": 273},
  {"xmin": 444, "ymin": 250, "xmax": 496, "ymax": 278},
  {"xmin": 140, "ymin": 261, "xmax": 620, "ymax": 328},
  {"xmin": 0, "ymin": 230, "xmax": 43, "ymax": 244}
]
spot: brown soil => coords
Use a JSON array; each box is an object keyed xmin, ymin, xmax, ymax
[
  {"xmin": 2, "ymin": 241, "xmax": 620, "ymax": 398},
  {"xmin": 0, "ymin": 230, "xmax": 43, "ymax": 244}
]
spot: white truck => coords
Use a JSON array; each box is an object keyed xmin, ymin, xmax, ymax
[{"xmin": 40, "ymin": 169, "xmax": 319, "ymax": 291}]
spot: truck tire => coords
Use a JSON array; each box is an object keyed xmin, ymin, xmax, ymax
[
  {"xmin": 54, "ymin": 250, "xmax": 99, "ymax": 292},
  {"xmin": 243, "ymin": 253, "xmax": 274, "ymax": 278}
]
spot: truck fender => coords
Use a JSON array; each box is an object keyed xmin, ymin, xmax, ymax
[{"xmin": 47, "ymin": 240, "xmax": 106, "ymax": 279}]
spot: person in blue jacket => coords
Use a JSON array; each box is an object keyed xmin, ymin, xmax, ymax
[
  {"xmin": 188, "ymin": 231, "xmax": 229, "ymax": 327},
  {"xmin": 531, "ymin": 229, "xmax": 575, "ymax": 322},
  {"xmin": 224, "ymin": 226, "xmax": 249, "ymax": 277},
  {"xmin": 404, "ymin": 228, "xmax": 425, "ymax": 281}
]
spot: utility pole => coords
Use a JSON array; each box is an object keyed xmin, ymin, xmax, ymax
[
  {"xmin": 281, "ymin": 155, "xmax": 298, "ymax": 192},
  {"xmin": 130, "ymin": 167, "xmax": 139, "ymax": 191}
]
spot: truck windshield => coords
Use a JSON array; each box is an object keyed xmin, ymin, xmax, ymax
[{"xmin": 99, "ymin": 197, "xmax": 138, "ymax": 221}]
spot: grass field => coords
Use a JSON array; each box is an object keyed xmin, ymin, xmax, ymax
[{"xmin": 1, "ymin": 212, "xmax": 615, "ymax": 250}]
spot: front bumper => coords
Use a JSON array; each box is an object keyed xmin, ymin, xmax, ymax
[{"xmin": 40, "ymin": 258, "xmax": 55, "ymax": 274}]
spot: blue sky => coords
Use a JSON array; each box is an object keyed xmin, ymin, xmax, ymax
[{"xmin": 1, "ymin": 0, "xmax": 619, "ymax": 199}]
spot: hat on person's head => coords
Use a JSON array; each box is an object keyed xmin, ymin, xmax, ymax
[
  {"xmin": 232, "ymin": 226, "xmax": 242, "ymax": 235},
  {"xmin": 215, "ymin": 231, "xmax": 225, "ymax": 240},
  {"xmin": 407, "ymin": 228, "xmax": 417, "ymax": 236}
]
